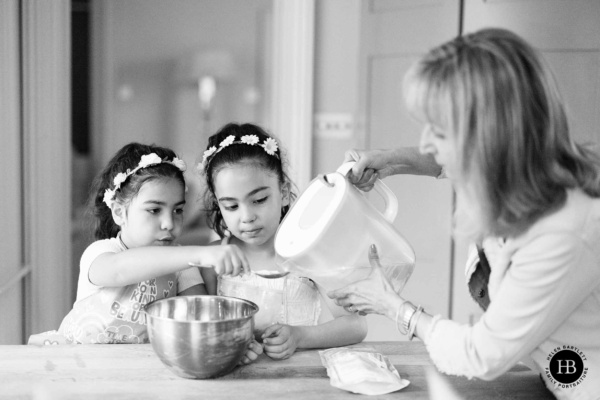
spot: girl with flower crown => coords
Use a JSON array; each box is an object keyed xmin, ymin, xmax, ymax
[
  {"xmin": 28, "ymin": 142, "xmax": 249, "ymax": 345},
  {"xmin": 198, "ymin": 123, "xmax": 368, "ymax": 363}
]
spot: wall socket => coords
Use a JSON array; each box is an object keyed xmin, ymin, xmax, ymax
[{"xmin": 314, "ymin": 112, "xmax": 354, "ymax": 140}]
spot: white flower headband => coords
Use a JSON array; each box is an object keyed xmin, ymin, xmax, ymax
[
  {"xmin": 197, "ymin": 134, "xmax": 279, "ymax": 173},
  {"xmin": 103, "ymin": 153, "xmax": 187, "ymax": 208}
]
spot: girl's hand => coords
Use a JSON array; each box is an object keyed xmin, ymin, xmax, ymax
[
  {"xmin": 261, "ymin": 324, "xmax": 298, "ymax": 360},
  {"xmin": 195, "ymin": 244, "xmax": 249, "ymax": 276},
  {"xmin": 238, "ymin": 339, "xmax": 264, "ymax": 365}
]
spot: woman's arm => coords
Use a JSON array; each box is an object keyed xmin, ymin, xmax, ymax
[
  {"xmin": 344, "ymin": 147, "xmax": 442, "ymax": 191},
  {"xmin": 425, "ymin": 233, "xmax": 596, "ymax": 380},
  {"xmin": 329, "ymin": 235, "xmax": 598, "ymax": 379}
]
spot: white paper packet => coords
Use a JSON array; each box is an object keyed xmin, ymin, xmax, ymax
[{"xmin": 319, "ymin": 347, "xmax": 410, "ymax": 395}]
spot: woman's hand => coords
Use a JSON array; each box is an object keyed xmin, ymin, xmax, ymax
[
  {"xmin": 344, "ymin": 149, "xmax": 393, "ymax": 192},
  {"xmin": 344, "ymin": 147, "xmax": 442, "ymax": 191},
  {"xmin": 261, "ymin": 324, "xmax": 299, "ymax": 360},
  {"xmin": 327, "ymin": 245, "xmax": 402, "ymax": 320},
  {"xmin": 238, "ymin": 339, "xmax": 264, "ymax": 365}
]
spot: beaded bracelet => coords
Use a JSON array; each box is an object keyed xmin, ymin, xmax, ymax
[{"xmin": 407, "ymin": 305, "xmax": 424, "ymax": 341}]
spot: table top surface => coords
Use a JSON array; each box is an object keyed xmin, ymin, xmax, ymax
[{"xmin": 0, "ymin": 341, "xmax": 554, "ymax": 399}]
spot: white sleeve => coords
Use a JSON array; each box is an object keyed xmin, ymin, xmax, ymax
[
  {"xmin": 76, "ymin": 238, "xmax": 122, "ymax": 302},
  {"xmin": 425, "ymin": 232, "xmax": 596, "ymax": 380},
  {"xmin": 177, "ymin": 267, "xmax": 204, "ymax": 293}
]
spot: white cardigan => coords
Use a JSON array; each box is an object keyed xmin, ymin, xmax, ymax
[{"xmin": 425, "ymin": 189, "xmax": 600, "ymax": 400}]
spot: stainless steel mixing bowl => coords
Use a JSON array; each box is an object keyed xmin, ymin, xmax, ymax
[{"xmin": 145, "ymin": 295, "xmax": 258, "ymax": 379}]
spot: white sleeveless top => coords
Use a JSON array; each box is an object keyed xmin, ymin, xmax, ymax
[{"xmin": 218, "ymin": 272, "xmax": 321, "ymax": 335}]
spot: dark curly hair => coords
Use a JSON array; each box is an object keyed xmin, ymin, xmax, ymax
[
  {"xmin": 201, "ymin": 123, "xmax": 297, "ymax": 238},
  {"xmin": 87, "ymin": 142, "xmax": 186, "ymax": 240}
]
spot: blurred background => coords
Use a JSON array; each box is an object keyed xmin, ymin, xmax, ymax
[
  {"xmin": 72, "ymin": 0, "xmax": 275, "ymax": 268},
  {"xmin": 1, "ymin": 0, "xmax": 598, "ymax": 344}
]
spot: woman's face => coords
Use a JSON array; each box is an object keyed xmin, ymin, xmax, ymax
[
  {"xmin": 213, "ymin": 162, "xmax": 289, "ymax": 249},
  {"xmin": 418, "ymin": 122, "xmax": 459, "ymax": 179}
]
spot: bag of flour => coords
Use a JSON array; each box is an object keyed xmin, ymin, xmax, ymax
[{"xmin": 319, "ymin": 347, "xmax": 410, "ymax": 395}]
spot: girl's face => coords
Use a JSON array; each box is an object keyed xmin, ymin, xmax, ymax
[
  {"xmin": 418, "ymin": 121, "xmax": 459, "ymax": 179},
  {"xmin": 116, "ymin": 178, "xmax": 185, "ymax": 249},
  {"xmin": 213, "ymin": 162, "xmax": 289, "ymax": 248}
]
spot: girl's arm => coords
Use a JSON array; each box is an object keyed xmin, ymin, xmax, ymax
[
  {"xmin": 200, "ymin": 268, "xmax": 218, "ymax": 295},
  {"xmin": 290, "ymin": 313, "xmax": 368, "ymax": 349},
  {"xmin": 261, "ymin": 285, "xmax": 368, "ymax": 359},
  {"xmin": 89, "ymin": 245, "xmax": 248, "ymax": 287},
  {"xmin": 198, "ymin": 238, "xmax": 231, "ymax": 295},
  {"xmin": 287, "ymin": 284, "xmax": 368, "ymax": 348},
  {"xmin": 299, "ymin": 281, "xmax": 369, "ymax": 347},
  {"xmin": 261, "ymin": 314, "xmax": 367, "ymax": 360},
  {"xmin": 177, "ymin": 265, "xmax": 209, "ymax": 296},
  {"xmin": 178, "ymin": 284, "xmax": 208, "ymax": 296}
]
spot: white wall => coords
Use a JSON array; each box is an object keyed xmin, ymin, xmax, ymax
[
  {"xmin": 93, "ymin": 0, "xmax": 270, "ymax": 165},
  {"xmin": 313, "ymin": 0, "xmax": 361, "ymax": 176}
]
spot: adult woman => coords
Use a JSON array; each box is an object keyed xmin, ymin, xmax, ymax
[{"xmin": 328, "ymin": 28, "xmax": 600, "ymax": 399}]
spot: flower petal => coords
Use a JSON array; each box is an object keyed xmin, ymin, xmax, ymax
[
  {"xmin": 220, "ymin": 135, "xmax": 235, "ymax": 148},
  {"xmin": 139, "ymin": 153, "xmax": 162, "ymax": 168},
  {"xmin": 170, "ymin": 157, "xmax": 187, "ymax": 171},
  {"xmin": 241, "ymin": 135, "xmax": 259, "ymax": 145},
  {"xmin": 113, "ymin": 172, "xmax": 127, "ymax": 188},
  {"xmin": 262, "ymin": 138, "xmax": 278, "ymax": 155},
  {"xmin": 103, "ymin": 188, "xmax": 116, "ymax": 208}
]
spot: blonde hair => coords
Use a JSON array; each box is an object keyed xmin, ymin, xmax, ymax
[{"xmin": 404, "ymin": 28, "xmax": 600, "ymax": 239}]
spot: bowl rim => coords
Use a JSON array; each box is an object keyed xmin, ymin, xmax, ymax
[{"xmin": 144, "ymin": 295, "xmax": 259, "ymax": 323}]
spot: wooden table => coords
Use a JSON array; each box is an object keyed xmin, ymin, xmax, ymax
[{"xmin": 0, "ymin": 342, "xmax": 554, "ymax": 399}]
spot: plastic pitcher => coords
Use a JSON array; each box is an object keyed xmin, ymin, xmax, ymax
[{"xmin": 274, "ymin": 162, "xmax": 415, "ymax": 292}]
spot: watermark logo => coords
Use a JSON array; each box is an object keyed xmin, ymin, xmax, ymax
[{"xmin": 545, "ymin": 346, "xmax": 588, "ymax": 389}]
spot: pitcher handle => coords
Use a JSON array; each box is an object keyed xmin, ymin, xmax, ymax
[{"xmin": 336, "ymin": 162, "xmax": 398, "ymax": 223}]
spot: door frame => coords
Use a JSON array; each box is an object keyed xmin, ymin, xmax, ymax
[{"xmin": 0, "ymin": 0, "xmax": 72, "ymax": 343}]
